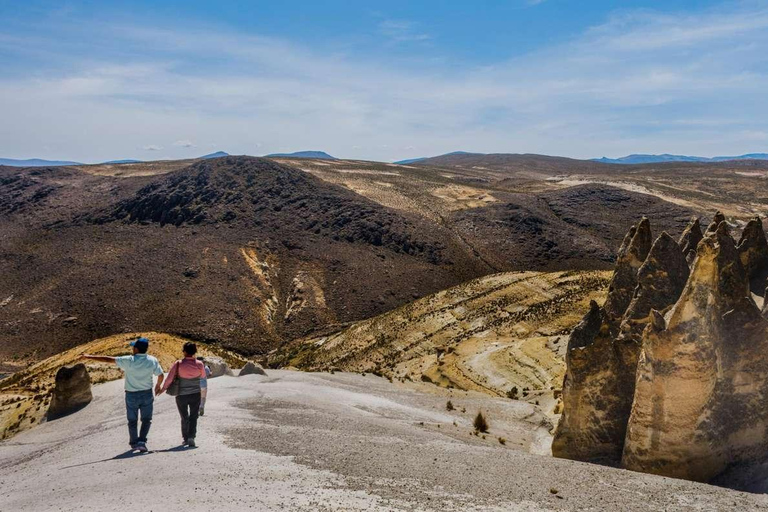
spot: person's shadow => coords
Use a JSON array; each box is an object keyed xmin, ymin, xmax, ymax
[{"xmin": 60, "ymin": 444, "xmax": 195, "ymax": 469}]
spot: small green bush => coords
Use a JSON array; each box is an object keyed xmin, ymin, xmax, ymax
[{"xmin": 473, "ymin": 412, "xmax": 489, "ymax": 433}]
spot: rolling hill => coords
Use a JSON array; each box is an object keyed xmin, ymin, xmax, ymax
[
  {"xmin": 0, "ymin": 158, "xmax": 83, "ymax": 167},
  {"xmin": 265, "ymin": 151, "xmax": 336, "ymax": 160},
  {"xmin": 0, "ymin": 153, "xmax": 709, "ymax": 367}
]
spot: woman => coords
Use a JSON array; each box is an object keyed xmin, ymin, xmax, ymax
[{"xmin": 158, "ymin": 342, "xmax": 206, "ymax": 447}]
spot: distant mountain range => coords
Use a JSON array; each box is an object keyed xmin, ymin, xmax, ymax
[
  {"xmin": 0, "ymin": 158, "xmax": 83, "ymax": 167},
  {"xmin": 593, "ymin": 153, "xmax": 768, "ymax": 165},
  {"xmin": 0, "ymin": 151, "xmax": 231, "ymax": 167},
  {"xmin": 199, "ymin": 151, "xmax": 229, "ymax": 159},
  {"xmin": 394, "ymin": 151, "xmax": 478, "ymax": 165},
  {"xmin": 266, "ymin": 151, "xmax": 336, "ymax": 160}
]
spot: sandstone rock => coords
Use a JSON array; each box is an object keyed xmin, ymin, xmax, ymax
[
  {"xmin": 553, "ymin": 226, "xmax": 688, "ymax": 464},
  {"xmin": 203, "ymin": 356, "xmax": 233, "ymax": 378},
  {"xmin": 603, "ymin": 218, "xmax": 652, "ymax": 320},
  {"xmin": 552, "ymin": 300, "xmax": 622, "ymax": 462},
  {"xmin": 737, "ymin": 217, "xmax": 768, "ymax": 294},
  {"xmin": 47, "ymin": 364, "xmax": 92, "ymax": 420},
  {"xmin": 615, "ymin": 232, "xmax": 689, "ymax": 382},
  {"xmin": 678, "ymin": 217, "xmax": 702, "ymax": 265},
  {"xmin": 239, "ymin": 361, "xmax": 267, "ymax": 376},
  {"xmin": 623, "ymin": 223, "xmax": 768, "ymax": 482},
  {"xmin": 705, "ymin": 211, "xmax": 726, "ymax": 234},
  {"xmin": 763, "ymin": 285, "xmax": 768, "ymax": 319}
]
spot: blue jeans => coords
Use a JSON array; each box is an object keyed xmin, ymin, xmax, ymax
[{"xmin": 125, "ymin": 390, "xmax": 154, "ymax": 446}]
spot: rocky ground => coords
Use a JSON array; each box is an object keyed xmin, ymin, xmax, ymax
[{"xmin": 1, "ymin": 371, "xmax": 766, "ymax": 511}]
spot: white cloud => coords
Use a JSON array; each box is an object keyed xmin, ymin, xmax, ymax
[
  {"xmin": 1, "ymin": 3, "xmax": 768, "ymax": 162},
  {"xmin": 173, "ymin": 140, "xmax": 196, "ymax": 148},
  {"xmin": 378, "ymin": 19, "xmax": 431, "ymax": 43}
]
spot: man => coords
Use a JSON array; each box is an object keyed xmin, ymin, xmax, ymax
[{"xmin": 81, "ymin": 337, "xmax": 164, "ymax": 452}]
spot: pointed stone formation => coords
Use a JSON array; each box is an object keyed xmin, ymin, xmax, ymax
[
  {"xmin": 737, "ymin": 216, "xmax": 768, "ymax": 294},
  {"xmin": 616, "ymin": 232, "xmax": 690, "ymax": 371},
  {"xmin": 603, "ymin": 218, "xmax": 652, "ymax": 320},
  {"xmin": 553, "ymin": 219, "xmax": 656, "ymax": 464},
  {"xmin": 678, "ymin": 217, "xmax": 702, "ymax": 265},
  {"xmin": 705, "ymin": 211, "xmax": 726, "ymax": 235},
  {"xmin": 623, "ymin": 223, "xmax": 768, "ymax": 482},
  {"xmin": 552, "ymin": 300, "xmax": 621, "ymax": 462}
]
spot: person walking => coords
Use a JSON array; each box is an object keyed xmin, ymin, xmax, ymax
[
  {"xmin": 158, "ymin": 342, "xmax": 206, "ymax": 447},
  {"xmin": 81, "ymin": 337, "xmax": 164, "ymax": 453},
  {"xmin": 197, "ymin": 357, "xmax": 212, "ymax": 416}
]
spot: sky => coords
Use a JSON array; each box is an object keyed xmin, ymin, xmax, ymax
[{"xmin": 1, "ymin": 0, "xmax": 768, "ymax": 163}]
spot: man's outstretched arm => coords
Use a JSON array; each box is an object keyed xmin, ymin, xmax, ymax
[{"xmin": 81, "ymin": 354, "xmax": 118, "ymax": 364}]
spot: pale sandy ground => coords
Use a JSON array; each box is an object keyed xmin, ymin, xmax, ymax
[{"xmin": 1, "ymin": 370, "xmax": 767, "ymax": 511}]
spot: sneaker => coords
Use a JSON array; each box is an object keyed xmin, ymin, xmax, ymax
[
  {"xmin": 187, "ymin": 438, "xmax": 196, "ymax": 448},
  {"xmin": 130, "ymin": 443, "xmax": 138, "ymax": 451},
  {"xmin": 136, "ymin": 442, "xmax": 148, "ymax": 453}
]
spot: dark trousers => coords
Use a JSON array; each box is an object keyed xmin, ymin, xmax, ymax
[
  {"xmin": 125, "ymin": 390, "xmax": 154, "ymax": 445},
  {"xmin": 175, "ymin": 392, "xmax": 201, "ymax": 441}
]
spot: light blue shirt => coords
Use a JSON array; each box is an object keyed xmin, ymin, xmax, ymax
[{"xmin": 115, "ymin": 354, "xmax": 164, "ymax": 392}]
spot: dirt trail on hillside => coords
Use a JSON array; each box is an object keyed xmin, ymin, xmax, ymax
[{"xmin": 1, "ymin": 371, "xmax": 766, "ymax": 511}]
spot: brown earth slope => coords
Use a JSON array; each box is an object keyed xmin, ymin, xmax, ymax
[
  {"xmin": 0, "ymin": 155, "xmax": 699, "ymax": 364},
  {"xmin": 270, "ymin": 269, "xmax": 611, "ymax": 418}
]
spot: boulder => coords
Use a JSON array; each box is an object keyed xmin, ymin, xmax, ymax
[
  {"xmin": 202, "ymin": 356, "xmax": 233, "ymax": 378},
  {"xmin": 623, "ymin": 223, "xmax": 768, "ymax": 481},
  {"xmin": 47, "ymin": 364, "xmax": 93, "ymax": 420},
  {"xmin": 239, "ymin": 361, "xmax": 267, "ymax": 376}
]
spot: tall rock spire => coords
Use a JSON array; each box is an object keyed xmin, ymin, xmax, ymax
[
  {"xmin": 603, "ymin": 218, "xmax": 652, "ymax": 320},
  {"xmin": 737, "ymin": 216, "xmax": 768, "ymax": 294},
  {"xmin": 553, "ymin": 220, "xmax": 687, "ymax": 464},
  {"xmin": 622, "ymin": 223, "xmax": 768, "ymax": 482},
  {"xmin": 678, "ymin": 217, "xmax": 702, "ymax": 265},
  {"xmin": 705, "ymin": 211, "xmax": 726, "ymax": 235}
]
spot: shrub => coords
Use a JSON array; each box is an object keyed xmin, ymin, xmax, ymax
[
  {"xmin": 506, "ymin": 387, "xmax": 519, "ymax": 400},
  {"xmin": 498, "ymin": 437, "xmax": 506, "ymax": 445},
  {"xmin": 473, "ymin": 412, "xmax": 489, "ymax": 433},
  {"xmin": 446, "ymin": 400, "xmax": 455, "ymax": 411}
]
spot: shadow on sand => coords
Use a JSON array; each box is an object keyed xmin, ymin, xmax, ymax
[{"xmin": 60, "ymin": 444, "xmax": 195, "ymax": 469}]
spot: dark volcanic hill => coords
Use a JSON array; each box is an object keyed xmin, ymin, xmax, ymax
[
  {"xmin": 0, "ymin": 158, "xmax": 489, "ymax": 361},
  {"xmin": 0, "ymin": 156, "xmax": 699, "ymax": 364}
]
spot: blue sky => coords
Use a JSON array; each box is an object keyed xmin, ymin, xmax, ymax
[{"xmin": 1, "ymin": 0, "xmax": 767, "ymax": 162}]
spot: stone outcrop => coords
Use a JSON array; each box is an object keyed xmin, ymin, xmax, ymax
[
  {"xmin": 555, "ymin": 213, "xmax": 768, "ymax": 485},
  {"xmin": 705, "ymin": 211, "xmax": 726, "ymax": 234},
  {"xmin": 553, "ymin": 218, "xmax": 675, "ymax": 464},
  {"xmin": 737, "ymin": 217, "xmax": 768, "ymax": 294},
  {"xmin": 603, "ymin": 218, "xmax": 652, "ymax": 320},
  {"xmin": 203, "ymin": 357, "xmax": 233, "ymax": 378},
  {"xmin": 239, "ymin": 361, "xmax": 267, "ymax": 376},
  {"xmin": 47, "ymin": 364, "xmax": 93, "ymax": 420},
  {"xmin": 678, "ymin": 217, "xmax": 702, "ymax": 265}
]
